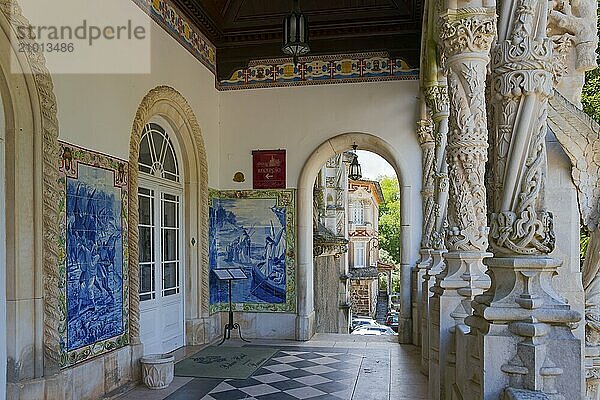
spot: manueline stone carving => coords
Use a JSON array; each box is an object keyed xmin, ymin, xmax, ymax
[
  {"xmin": 130, "ymin": 86, "xmax": 210, "ymax": 340},
  {"xmin": 424, "ymin": 83, "xmax": 450, "ymax": 252},
  {"xmin": 0, "ymin": 0, "xmax": 62, "ymax": 374},
  {"xmin": 439, "ymin": 8, "xmax": 495, "ymax": 252},
  {"xmin": 417, "ymin": 117, "xmax": 437, "ymax": 250},
  {"xmin": 428, "ymin": 9, "xmax": 494, "ymax": 398},
  {"xmin": 547, "ymin": 0, "xmax": 598, "ymax": 107},
  {"xmin": 488, "ymin": 0, "xmax": 556, "ymax": 256},
  {"xmin": 470, "ymin": 0, "xmax": 583, "ymax": 396},
  {"xmin": 548, "ymin": 0, "xmax": 598, "ymax": 73}
]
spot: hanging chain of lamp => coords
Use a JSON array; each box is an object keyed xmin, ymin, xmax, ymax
[
  {"xmin": 282, "ymin": 0, "xmax": 310, "ymax": 66},
  {"xmin": 348, "ymin": 143, "xmax": 363, "ymax": 181}
]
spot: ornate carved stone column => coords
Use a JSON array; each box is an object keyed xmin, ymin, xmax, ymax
[
  {"xmin": 427, "ymin": 82, "xmax": 450, "ymax": 278},
  {"xmin": 416, "ymin": 116, "xmax": 437, "ymax": 371},
  {"xmin": 419, "ymin": 81, "xmax": 452, "ymax": 373},
  {"xmin": 428, "ymin": 7, "xmax": 495, "ymax": 399},
  {"xmin": 467, "ymin": 0, "xmax": 583, "ymax": 397}
]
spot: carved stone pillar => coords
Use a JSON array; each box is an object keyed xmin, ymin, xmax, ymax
[
  {"xmin": 416, "ymin": 119, "xmax": 437, "ymax": 371},
  {"xmin": 425, "ymin": 82, "xmax": 450, "ymax": 261},
  {"xmin": 428, "ymin": 7, "xmax": 496, "ymax": 399},
  {"xmin": 419, "ymin": 81, "xmax": 451, "ymax": 372},
  {"xmin": 468, "ymin": 0, "xmax": 583, "ymax": 398}
]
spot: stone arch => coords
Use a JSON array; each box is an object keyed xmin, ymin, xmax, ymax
[
  {"xmin": 297, "ymin": 132, "xmax": 413, "ymax": 343},
  {"xmin": 128, "ymin": 86, "xmax": 210, "ymax": 345},
  {"xmin": 0, "ymin": 0, "xmax": 62, "ymax": 379}
]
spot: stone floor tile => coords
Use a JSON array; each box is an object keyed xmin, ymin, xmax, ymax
[
  {"xmin": 116, "ymin": 335, "xmax": 428, "ymax": 400},
  {"xmin": 284, "ymin": 386, "xmax": 327, "ymax": 399}
]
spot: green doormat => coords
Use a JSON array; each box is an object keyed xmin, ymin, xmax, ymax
[{"xmin": 174, "ymin": 346, "xmax": 278, "ymax": 379}]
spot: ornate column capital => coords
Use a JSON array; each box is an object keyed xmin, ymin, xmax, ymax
[
  {"xmin": 424, "ymin": 84, "xmax": 449, "ymax": 121},
  {"xmin": 417, "ymin": 118, "xmax": 436, "ymax": 147},
  {"xmin": 439, "ymin": 8, "xmax": 496, "ymax": 61}
]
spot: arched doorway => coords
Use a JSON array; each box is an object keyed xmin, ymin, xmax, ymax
[
  {"xmin": 129, "ymin": 86, "xmax": 211, "ymax": 350},
  {"xmin": 297, "ymin": 133, "xmax": 414, "ymax": 343},
  {"xmin": 137, "ymin": 119, "xmax": 186, "ymax": 354}
]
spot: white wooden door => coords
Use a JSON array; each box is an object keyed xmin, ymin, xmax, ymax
[
  {"xmin": 138, "ymin": 185, "xmax": 185, "ymax": 355},
  {"xmin": 137, "ymin": 122, "xmax": 185, "ymax": 355}
]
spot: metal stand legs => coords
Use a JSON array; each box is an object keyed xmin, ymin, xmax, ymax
[{"xmin": 218, "ymin": 279, "xmax": 250, "ymax": 345}]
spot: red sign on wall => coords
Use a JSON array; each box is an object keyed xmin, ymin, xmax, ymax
[{"xmin": 252, "ymin": 150, "xmax": 286, "ymax": 189}]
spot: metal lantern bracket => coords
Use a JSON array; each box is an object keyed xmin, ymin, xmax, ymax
[{"xmin": 348, "ymin": 143, "xmax": 363, "ymax": 181}]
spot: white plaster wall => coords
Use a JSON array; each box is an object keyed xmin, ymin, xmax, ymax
[
  {"xmin": 49, "ymin": 5, "xmax": 220, "ymax": 187},
  {"xmin": 0, "ymin": 77, "xmax": 7, "ymax": 400},
  {"xmin": 218, "ymin": 81, "xmax": 420, "ymax": 194},
  {"xmin": 219, "ymin": 81, "xmax": 422, "ymax": 337}
]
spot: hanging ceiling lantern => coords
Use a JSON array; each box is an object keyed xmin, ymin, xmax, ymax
[
  {"xmin": 282, "ymin": 0, "xmax": 310, "ymax": 65},
  {"xmin": 348, "ymin": 143, "xmax": 362, "ymax": 181}
]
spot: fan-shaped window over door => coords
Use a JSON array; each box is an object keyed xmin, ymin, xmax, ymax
[{"xmin": 138, "ymin": 122, "xmax": 185, "ymax": 355}]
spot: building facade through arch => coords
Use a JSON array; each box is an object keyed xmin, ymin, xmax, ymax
[{"xmin": 297, "ymin": 132, "xmax": 415, "ymax": 343}]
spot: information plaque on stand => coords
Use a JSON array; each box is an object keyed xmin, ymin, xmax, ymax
[{"xmin": 214, "ymin": 268, "xmax": 250, "ymax": 345}]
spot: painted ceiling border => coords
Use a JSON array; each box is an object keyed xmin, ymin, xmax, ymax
[
  {"xmin": 217, "ymin": 52, "xmax": 420, "ymax": 90},
  {"xmin": 131, "ymin": 0, "xmax": 217, "ymax": 73},
  {"xmin": 131, "ymin": 0, "xmax": 419, "ymax": 90}
]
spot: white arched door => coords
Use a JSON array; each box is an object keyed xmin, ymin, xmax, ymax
[{"xmin": 138, "ymin": 122, "xmax": 185, "ymax": 355}]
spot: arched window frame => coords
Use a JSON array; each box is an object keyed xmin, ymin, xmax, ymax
[{"xmin": 138, "ymin": 120, "xmax": 181, "ymax": 184}]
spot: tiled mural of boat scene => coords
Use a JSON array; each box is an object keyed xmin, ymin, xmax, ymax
[{"xmin": 209, "ymin": 190, "xmax": 296, "ymax": 313}]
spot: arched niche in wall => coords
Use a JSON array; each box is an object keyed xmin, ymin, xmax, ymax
[
  {"xmin": 0, "ymin": 0, "xmax": 62, "ymax": 379},
  {"xmin": 297, "ymin": 132, "xmax": 413, "ymax": 343},
  {"xmin": 129, "ymin": 86, "xmax": 210, "ymax": 346}
]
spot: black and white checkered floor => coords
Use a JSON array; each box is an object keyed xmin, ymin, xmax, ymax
[
  {"xmin": 119, "ymin": 334, "xmax": 429, "ymax": 400},
  {"xmin": 199, "ymin": 348, "xmax": 362, "ymax": 399}
]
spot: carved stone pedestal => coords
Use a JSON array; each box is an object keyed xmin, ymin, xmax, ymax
[
  {"xmin": 469, "ymin": 257, "xmax": 582, "ymax": 399},
  {"xmin": 429, "ymin": 251, "xmax": 490, "ymax": 400},
  {"xmin": 414, "ymin": 249, "xmax": 432, "ymax": 346},
  {"xmin": 420, "ymin": 249, "xmax": 446, "ymax": 374}
]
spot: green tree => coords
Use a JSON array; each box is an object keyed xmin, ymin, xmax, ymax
[
  {"xmin": 583, "ymin": 67, "xmax": 600, "ymax": 123},
  {"xmin": 378, "ymin": 176, "xmax": 401, "ymax": 264}
]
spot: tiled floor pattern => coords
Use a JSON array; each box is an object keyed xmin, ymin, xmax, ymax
[
  {"xmin": 116, "ymin": 334, "xmax": 429, "ymax": 400},
  {"xmin": 197, "ymin": 348, "xmax": 362, "ymax": 399}
]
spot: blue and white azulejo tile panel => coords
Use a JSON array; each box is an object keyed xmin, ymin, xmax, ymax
[
  {"xmin": 208, "ymin": 189, "xmax": 296, "ymax": 314},
  {"xmin": 58, "ymin": 142, "xmax": 129, "ymax": 368}
]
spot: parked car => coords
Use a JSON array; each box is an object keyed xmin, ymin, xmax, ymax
[
  {"xmin": 385, "ymin": 313, "xmax": 399, "ymax": 332},
  {"xmin": 351, "ymin": 325, "xmax": 397, "ymax": 336},
  {"xmin": 351, "ymin": 317, "xmax": 378, "ymax": 331}
]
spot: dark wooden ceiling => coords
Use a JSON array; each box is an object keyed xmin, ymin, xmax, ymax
[{"xmin": 172, "ymin": 0, "xmax": 423, "ymax": 80}]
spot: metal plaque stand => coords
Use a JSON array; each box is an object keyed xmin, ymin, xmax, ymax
[{"xmin": 214, "ymin": 268, "xmax": 250, "ymax": 345}]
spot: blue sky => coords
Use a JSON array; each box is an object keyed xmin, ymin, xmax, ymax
[{"xmin": 356, "ymin": 150, "xmax": 396, "ymax": 180}]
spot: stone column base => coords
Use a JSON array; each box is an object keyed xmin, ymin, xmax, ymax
[
  {"xmin": 297, "ymin": 311, "xmax": 316, "ymax": 341},
  {"xmin": 186, "ymin": 316, "xmax": 221, "ymax": 345}
]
